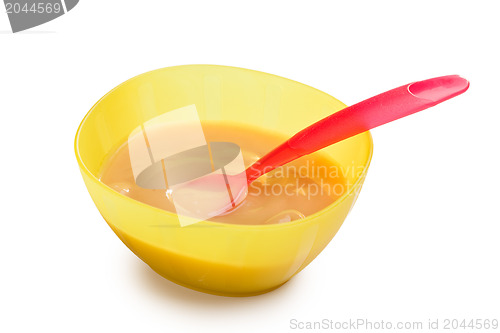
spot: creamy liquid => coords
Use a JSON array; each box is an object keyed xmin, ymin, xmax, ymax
[{"xmin": 99, "ymin": 122, "xmax": 347, "ymax": 225}]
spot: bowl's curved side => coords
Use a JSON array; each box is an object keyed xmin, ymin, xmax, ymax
[{"xmin": 75, "ymin": 65, "xmax": 373, "ymax": 296}]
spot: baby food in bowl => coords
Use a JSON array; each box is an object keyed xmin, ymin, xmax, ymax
[
  {"xmin": 75, "ymin": 65, "xmax": 373, "ymax": 296},
  {"xmin": 100, "ymin": 122, "xmax": 348, "ymax": 225}
]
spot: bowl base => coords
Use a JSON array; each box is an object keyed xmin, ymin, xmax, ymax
[{"xmin": 147, "ymin": 264, "xmax": 289, "ymax": 297}]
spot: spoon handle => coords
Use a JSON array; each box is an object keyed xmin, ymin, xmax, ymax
[{"xmin": 246, "ymin": 75, "xmax": 469, "ymax": 183}]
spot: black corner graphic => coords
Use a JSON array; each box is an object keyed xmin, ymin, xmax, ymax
[{"xmin": 4, "ymin": 0, "xmax": 79, "ymax": 33}]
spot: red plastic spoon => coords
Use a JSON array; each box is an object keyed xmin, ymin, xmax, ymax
[{"xmin": 173, "ymin": 75, "xmax": 469, "ymax": 218}]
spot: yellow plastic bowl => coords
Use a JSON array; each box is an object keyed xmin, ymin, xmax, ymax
[{"xmin": 75, "ymin": 65, "xmax": 373, "ymax": 296}]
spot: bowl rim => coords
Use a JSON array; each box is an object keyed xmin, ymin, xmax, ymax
[{"xmin": 74, "ymin": 64, "xmax": 373, "ymax": 230}]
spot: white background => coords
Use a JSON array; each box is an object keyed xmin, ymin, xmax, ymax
[{"xmin": 1, "ymin": 1, "xmax": 499, "ymax": 332}]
